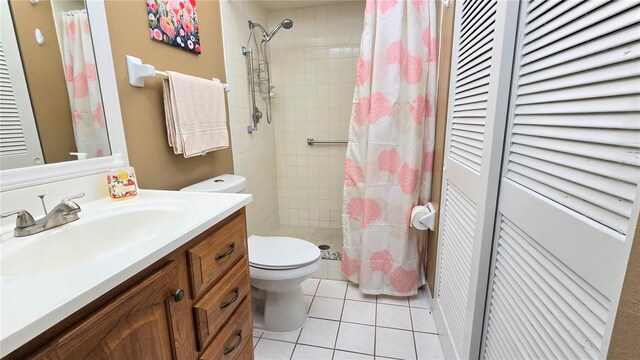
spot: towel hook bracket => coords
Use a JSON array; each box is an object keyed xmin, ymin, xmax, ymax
[
  {"xmin": 125, "ymin": 55, "xmax": 230, "ymax": 92},
  {"xmin": 126, "ymin": 55, "xmax": 156, "ymax": 87}
]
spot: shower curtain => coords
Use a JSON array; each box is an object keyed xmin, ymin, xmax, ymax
[
  {"xmin": 342, "ymin": 0, "xmax": 437, "ymax": 295},
  {"xmin": 62, "ymin": 9, "xmax": 110, "ymax": 158}
]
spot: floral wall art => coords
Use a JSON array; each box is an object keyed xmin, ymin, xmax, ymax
[{"xmin": 147, "ymin": 0, "xmax": 201, "ymax": 54}]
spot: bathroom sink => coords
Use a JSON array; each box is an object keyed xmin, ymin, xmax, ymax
[
  {"xmin": 0, "ymin": 189, "xmax": 252, "ymax": 357},
  {"xmin": 1, "ymin": 200, "xmax": 193, "ymax": 279}
]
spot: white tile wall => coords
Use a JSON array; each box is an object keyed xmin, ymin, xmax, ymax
[
  {"xmin": 267, "ymin": 2, "xmax": 365, "ymax": 228},
  {"xmin": 220, "ymin": 0, "xmax": 279, "ymax": 236}
]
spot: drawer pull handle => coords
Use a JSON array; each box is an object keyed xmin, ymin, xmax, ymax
[
  {"xmin": 173, "ymin": 288, "xmax": 185, "ymax": 302},
  {"xmin": 220, "ymin": 287, "xmax": 240, "ymax": 309},
  {"xmin": 215, "ymin": 243, "xmax": 235, "ymax": 261},
  {"xmin": 223, "ymin": 330, "xmax": 243, "ymax": 355}
]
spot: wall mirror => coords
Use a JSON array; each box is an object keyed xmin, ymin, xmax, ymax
[{"xmin": 0, "ymin": 0, "xmax": 127, "ymax": 190}]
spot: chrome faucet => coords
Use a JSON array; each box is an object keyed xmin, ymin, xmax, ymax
[{"xmin": 1, "ymin": 193, "xmax": 85, "ymax": 237}]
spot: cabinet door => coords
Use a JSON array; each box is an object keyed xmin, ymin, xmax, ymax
[{"xmin": 38, "ymin": 262, "xmax": 188, "ymax": 360}]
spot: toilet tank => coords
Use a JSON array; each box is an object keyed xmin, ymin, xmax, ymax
[{"xmin": 180, "ymin": 174, "xmax": 246, "ymax": 193}]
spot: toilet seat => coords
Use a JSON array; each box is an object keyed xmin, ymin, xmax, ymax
[
  {"xmin": 248, "ymin": 235, "xmax": 321, "ymax": 270},
  {"xmin": 250, "ymin": 258, "xmax": 321, "ymax": 281}
]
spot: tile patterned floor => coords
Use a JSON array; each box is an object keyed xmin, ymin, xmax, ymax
[{"xmin": 252, "ymin": 279, "xmax": 445, "ymax": 360}]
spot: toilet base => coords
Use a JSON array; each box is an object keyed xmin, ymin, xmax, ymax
[{"xmin": 251, "ymin": 285, "xmax": 308, "ymax": 333}]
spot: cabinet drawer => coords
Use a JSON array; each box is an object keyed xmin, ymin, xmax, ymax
[
  {"xmin": 194, "ymin": 256, "xmax": 251, "ymax": 350},
  {"xmin": 236, "ymin": 338, "xmax": 254, "ymax": 360},
  {"xmin": 188, "ymin": 213, "xmax": 247, "ymax": 298},
  {"xmin": 199, "ymin": 298, "xmax": 253, "ymax": 360}
]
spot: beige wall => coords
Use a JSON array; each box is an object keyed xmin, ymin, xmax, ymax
[
  {"xmin": 609, "ymin": 214, "xmax": 640, "ymax": 359},
  {"xmin": 104, "ymin": 0, "xmax": 234, "ymax": 190},
  {"xmin": 9, "ymin": 0, "xmax": 76, "ymax": 164}
]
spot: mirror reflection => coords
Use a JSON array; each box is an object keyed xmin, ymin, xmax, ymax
[{"xmin": 0, "ymin": 0, "xmax": 111, "ymax": 170}]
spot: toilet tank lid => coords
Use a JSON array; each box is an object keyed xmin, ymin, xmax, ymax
[{"xmin": 180, "ymin": 174, "xmax": 246, "ymax": 193}]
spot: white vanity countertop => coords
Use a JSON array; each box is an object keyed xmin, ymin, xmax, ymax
[{"xmin": 0, "ymin": 189, "xmax": 252, "ymax": 356}]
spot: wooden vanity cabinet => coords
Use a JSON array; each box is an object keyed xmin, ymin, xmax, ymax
[
  {"xmin": 34, "ymin": 262, "xmax": 191, "ymax": 360},
  {"xmin": 10, "ymin": 209, "xmax": 253, "ymax": 360}
]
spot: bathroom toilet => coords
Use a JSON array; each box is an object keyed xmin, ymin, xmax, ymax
[{"xmin": 181, "ymin": 174, "xmax": 321, "ymax": 332}]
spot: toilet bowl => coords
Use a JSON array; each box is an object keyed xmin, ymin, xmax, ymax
[
  {"xmin": 181, "ymin": 174, "xmax": 321, "ymax": 332},
  {"xmin": 249, "ymin": 235, "xmax": 320, "ymax": 332}
]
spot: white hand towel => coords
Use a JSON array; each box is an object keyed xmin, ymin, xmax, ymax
[{"xmin": 162, "ymin": 71, "xmax": 229, "ymax": 157}]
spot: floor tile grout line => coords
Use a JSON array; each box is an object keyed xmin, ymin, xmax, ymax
[
  {"xmin": 338, "ymin": 319, "xmax": 376, "ymax": 327},
  {"xmin": 334, "ymin": 348, "xmax": 379, "ymax": 357},
  {"xmin": 333, "ymin": 291, "xmax": 348, "ymax": 353},
  {"xmin": 374, "ymin": 294, "xmax": 378, "ymax": 358},
  {"xmin": 344, "ymin": 298, "xmax": 377, "ymax": 304},
  {"xmin": 377, "ymin": 300, "xmax": 411, "ymax": 308},
  {"xmin": 408, "ymin": 298, "xmax": 419, "ymax": 360},
  {"xmin": 414, "ymin": 329, "xmax": 439, "ymax": 335},
  {"xmin": 289, "ymin": 342, "xmax": 296, "ymax": 360},
  {"xmin": 315, "ymin": 294, "xmax": 350, "ymax": 300},
  {"xmin": 375, "ymin": 324, "xmax": 415, "ymax": 332},
  {"xmin": 294, "ymin": 279, "xmax": 318, "ymax": 360},
  {"xmin": 291, "ymin": 341, "xmax": 375, "ymax": 357},
  {"xmin": 259, "ymin": 324, "xmax": 430, "ymax": 346}
]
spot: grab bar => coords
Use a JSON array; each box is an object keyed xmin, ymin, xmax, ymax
[{"xmin": 307, "ymin": 138, "xmax": 348, "ymax": 145}]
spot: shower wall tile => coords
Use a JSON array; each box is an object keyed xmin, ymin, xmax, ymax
[
  {"xmin": 268, "ymin": 1, "xmax": 365, "ymax": 228},
  {"xmin": 220, "ymin": 0, "xmax": 279, "ymax": 236}
]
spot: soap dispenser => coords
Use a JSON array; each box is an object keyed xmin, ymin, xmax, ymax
[{"xmin": 107, "ymin": 153, "xmax": 138, "ymax": 199}]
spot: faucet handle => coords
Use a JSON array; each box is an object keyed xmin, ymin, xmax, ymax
[
  {"xmin": 1, "ymin": 210, "xmax": 36, "ymax": 228},
  {"xmin": 62, "ymin": 192, "xmax": 85, "ymax": 202}
]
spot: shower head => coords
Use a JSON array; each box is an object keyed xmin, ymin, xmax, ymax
[
  {"xmin": 282, "ymin": 19, "xmax": 294, "ymax": 29},
  {"xmin": 248, "ymin": 19, "xmax": 293, "ymax": 43},
  {"xmin": 267, "ymin": 19, "xmax": 293, "ymax": 40}
]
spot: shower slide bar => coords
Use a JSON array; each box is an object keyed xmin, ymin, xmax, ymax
[
  {"xmin": 307, "ymin": 138, "xmax": 348, "ymax": 145},
  {"xmin": 242, "ymin": 46, "xmax": 261, "ymax": 134}
]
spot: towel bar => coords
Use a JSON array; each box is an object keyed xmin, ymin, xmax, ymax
[{"xmin": 126, "ymin": 55, "xmax": 230, "ymax": 92}]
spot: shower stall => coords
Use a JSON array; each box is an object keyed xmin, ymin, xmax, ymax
[{"xmin": 221, "ymin": 1, "xmax": 366, "ymax": 280}]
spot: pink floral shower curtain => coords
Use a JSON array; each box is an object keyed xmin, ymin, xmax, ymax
[
  {"xmin": 62, "ymin": 10, "xmax": 110, "ymax": 158},
  {"xmin": 342, "ymin": 0, "xmax": 437, "ymax": 296}
]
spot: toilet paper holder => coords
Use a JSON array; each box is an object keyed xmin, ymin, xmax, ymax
[
  {"xmin": 411, "ymin": 202, "xmax": 436, "ymax": 231},
  {"xmin": 419, "ymin": 203, "xmax": 436, "ymax": 231}
]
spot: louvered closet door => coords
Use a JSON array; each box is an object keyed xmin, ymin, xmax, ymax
[
  {"xmin": 0, "ymin": 0, "xmax": 44, "ymax": 169},
  {"xmin": 482, "ymin": 1, "xmax": 640, "ymax": 359},
  {"xmin": 433, "ymin": 0, "xmax": 519, "ymax": 359}
]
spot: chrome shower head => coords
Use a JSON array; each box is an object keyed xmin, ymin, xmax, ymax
[
  {"xmin": 248, "ymin": 18, "xmax": 293, "ymax": 42},
  {"xmin": 266, "ymin": 19, "xmax": 294, "ymax": 41},
  {"xmin": 282, "ymin": 19, "xmax": 293, "ymax": 29}
]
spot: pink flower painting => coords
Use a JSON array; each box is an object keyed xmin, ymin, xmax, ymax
[{"xmin": 147, "ymin": 0, "xmax": 201, "ymax": 54}]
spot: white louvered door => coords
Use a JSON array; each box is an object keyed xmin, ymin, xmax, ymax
[
  {"xmin": 0, "ymin": 0, "xmax": 44, "ymax": 169},
  {"xmin": 433, "ymin": 0, "xmax": 519, "ymax": 359},
  {"xmin": 482, "ymin": 1, "xmax": 640, "ymax": 359}
]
